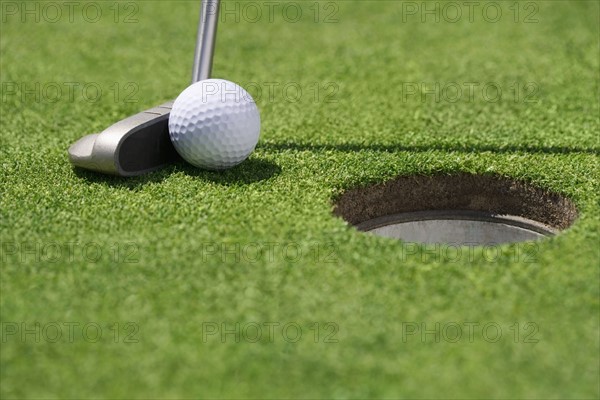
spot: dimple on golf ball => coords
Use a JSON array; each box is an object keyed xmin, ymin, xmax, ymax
[{"xmin": 168, "ymin": 79, "xmax": 261, "ymax": 170}]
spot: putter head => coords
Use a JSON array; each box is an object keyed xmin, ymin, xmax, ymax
[{"xmin": 68, "ymin": 101, "xmax": 183, "ymax": 176}]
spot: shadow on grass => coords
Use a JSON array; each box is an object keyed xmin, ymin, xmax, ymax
[
  {"xmin": 72, "ymin": 140, "xmax": 597, "ymax": 188},
  {"xmin": 73, "ymin": 157, "xmax": 281, "ymax": 189},
  {"xmin": 180, "ymin": 158, "xmax": 282, "ymax": 185},
  {"xmin": 258, "ymin": 142, "xmax": 600, "ymax": 155}
]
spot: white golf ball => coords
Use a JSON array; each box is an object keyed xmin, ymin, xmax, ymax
[{"xmin": 168, "ymin": 79, "xmax": 261, "ymax": 170}]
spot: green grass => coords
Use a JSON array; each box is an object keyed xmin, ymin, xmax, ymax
[{"xmin": 1, "ymin": 1, "xmax": 599, "ymax": 398}]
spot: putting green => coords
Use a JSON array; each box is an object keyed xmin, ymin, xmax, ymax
[{"xmin": 1, "ymin": 1, "xmax": 598, "ymax": 398}]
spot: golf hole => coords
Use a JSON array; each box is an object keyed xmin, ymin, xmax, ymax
[{"xmin": 333, "ymin": 174, "xmax": 578, "ymax": 245}]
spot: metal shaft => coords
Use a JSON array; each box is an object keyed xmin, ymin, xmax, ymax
[{"xmin": 192, "ymin": 0, "xmax": 220, "ymax": 83}]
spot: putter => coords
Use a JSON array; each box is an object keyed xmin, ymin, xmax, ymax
[{"xmin": 68, "ymin": 0, "xmax": 221, "ymax": 176}]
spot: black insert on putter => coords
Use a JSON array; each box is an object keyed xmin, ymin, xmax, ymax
[{"xmin": 117, "ymin": 105, "xmax": 181, "ymax": 173}]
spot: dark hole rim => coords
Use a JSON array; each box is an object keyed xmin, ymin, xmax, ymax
[{"xmin": 333, "ymin": 174, "xmax": 578, "ymax": 236}]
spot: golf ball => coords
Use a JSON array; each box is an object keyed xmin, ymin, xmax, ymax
[{"xmin": 168, "ymin": 79, "xmax": 261, "ymax": 170}]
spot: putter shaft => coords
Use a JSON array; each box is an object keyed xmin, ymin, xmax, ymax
[{"xmin": 192, "ymin": 0, "xmax": 220, "ymax": 83}]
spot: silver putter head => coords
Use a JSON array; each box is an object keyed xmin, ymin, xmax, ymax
[
  {"xmin": 68, "ymin": 101, "xmax": 182, "ymax": 176},
  {"xmin": 69, "ymin": 0, "xmax": 221, "ymax": 177}
]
